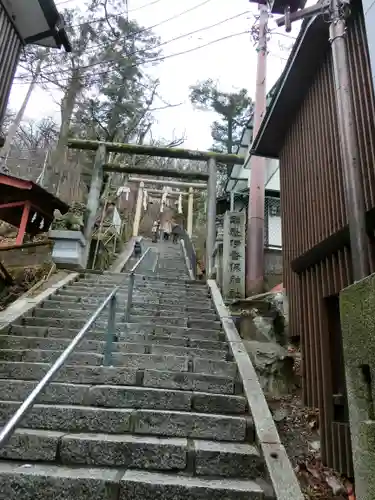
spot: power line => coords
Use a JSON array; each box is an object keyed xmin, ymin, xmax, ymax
[
  {"xmin": 59, "ymin": 0, "xmax": 213, "ymax": 51},
  {"xmin": 15, "ymin": 12, "xmax": 249, "ymax": 82},
  {"xmin": 19, "ymin": 31, "xmax": 249, "ymax": 86},
  {"xmin": 56, "ymin": 0, "xmax": 162, "ymax": 11}
]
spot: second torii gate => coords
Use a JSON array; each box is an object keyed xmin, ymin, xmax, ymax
[{"xmin": 129, "ymin": 177, "xmax": 207, "ymax": 239}]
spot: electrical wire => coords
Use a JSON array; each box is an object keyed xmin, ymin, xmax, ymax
[
  {"xmin": 56, "ymin": 0, "xmax": 163, "ymax": 11},
  {"xmin": 14, "ymin": 12, "xmax": 249, "ymax": 83},
  {"xmin": 60, "ymin": 0, "xmax": 213, "ymax": 51},
  {"xmin": 27, "ymin": 11, "xmax": 249, "ymax": 79},
  {"xmin": 14, "ymin": 31, "xmax": 249, "ymax": 86}
]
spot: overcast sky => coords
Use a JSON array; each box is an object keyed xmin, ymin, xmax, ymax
[{"xmin": 8, "ymin": 0, "xmax": 301, "ymax": 150}]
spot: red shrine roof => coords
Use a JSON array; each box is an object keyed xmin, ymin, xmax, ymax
[{"xmin": 0, "ymin": 173, "xmax": 69, "ymax": 235}]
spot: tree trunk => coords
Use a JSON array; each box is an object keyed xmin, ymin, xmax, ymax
[
  {"xmin": 1, "ymin": 58, "xmax": 44, "ymax": 167},
  {"xmin": 47, "ymin": 68, "xmax": 82, "ymax": 194}
]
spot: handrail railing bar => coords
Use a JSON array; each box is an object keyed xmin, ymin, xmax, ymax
[
  {"xmin": 0, "ymin": 287, "xmax": 118, "ymax": 450},
  {"xmin": 0, "ymin": 244, "xmax": 152, "ymax": 449},
  {"xmin": 130, "ymin": 246, "xmax": 151, "ymax": 274},
  {"xmin": 103, "ymin": 294, "xmax": 117, "ymax": 366},
  {"xmin": 125, "ymin": 246, "xmax": 151, "ymax": 322}
]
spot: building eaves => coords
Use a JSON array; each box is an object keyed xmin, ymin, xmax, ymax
[
  {"xmin": 224, "ymin": 81, "xmax": 281, "ymax": 194},
  {"xmin": 1, "ymin": 0, "xmax": 72, "ymax": 52},
  {"xmin": 38, "ymin": 0, "xmax": 72, "ymax": 52},
  {"xmin": 251, "ymin": 14, "xmax": 329, "ymax": 159}
]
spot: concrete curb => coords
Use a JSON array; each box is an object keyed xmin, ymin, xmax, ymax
[
  {"xmin": 0, "ymin": 272, "xmax": 79, "ymax": 331},
  {"xmin": 207, "ymin": 279, "xmax": 303, "ymax": 500}
]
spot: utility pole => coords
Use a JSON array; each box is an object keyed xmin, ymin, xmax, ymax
[
  {"xmin": 246, "ymin": 3, "xmax": 269, "ymax": 294},
  {"xmin": 276, "ymin": 0, "xmax": 369, "ymax": 281}
]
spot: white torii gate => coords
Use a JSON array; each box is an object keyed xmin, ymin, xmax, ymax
[{"xmin": 130, "ymin": 177, "xmax": 206, "ymax": 238}]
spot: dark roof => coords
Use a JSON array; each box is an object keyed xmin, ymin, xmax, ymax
[
  {"xmin": 38, "ymin": 0, "xmax": 72, "ymax": 52},
  {"xmin": 2, "ymin": 0, "xmax": 72, "ymax": 52},
  {"xmin": 0, "ymin": 173, "xmax": 69, "ymax": 234},
  {"xmin": 251, "ymin": 15, "xmax": 329, "ymax": 158}
]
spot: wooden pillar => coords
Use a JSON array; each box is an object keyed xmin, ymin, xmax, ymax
[
  {"xmin": 132, "ymin": 181, "xmax": 144, "ymax": 237},
  {"xmin": 83, "ymin": 144, "xmax": 107, "ymax": 266},
  {"xmin": 16, "ymin": 202, "xmax": 30, "ymax": 245},
  {"xmin": 206, "ymin": 158, "xmax": 217, "ymax": 278},
  {"xmin": 187, "ymin": 187, "xmax": 194, "ymax": 238},
  {"xmin": 230, "ymin": 192, "xmax": 235, "ymax": 211}
]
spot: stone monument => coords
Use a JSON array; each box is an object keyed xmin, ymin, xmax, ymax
[{"xmin": 222, "ymin": 211, "xmax": 245, "ymax": 301}]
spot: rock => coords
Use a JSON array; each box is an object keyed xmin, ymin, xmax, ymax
[
  {"xmin": 243, "ymin": 340, "xmax": 297, "ymax": 397},
  {"xmin": 309, "ymin": 440, "xmax": 320, "ymax": 452},
  {"xmin": 231, "ymin": 290, "xmax": 289, "ymax": 347},
  {"xmin": 272, "ymin": 408, "xmax": 288, "ymax": 422}
]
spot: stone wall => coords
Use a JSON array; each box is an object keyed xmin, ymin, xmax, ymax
[
  {"xmin": 340, "ymin": 273, "xmax": 375, "ymax": 500},
  {"xmin": 0, "ymin": 242, "xmax": 52, "ymax": 269}
]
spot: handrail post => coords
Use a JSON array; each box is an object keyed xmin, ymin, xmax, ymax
[
  {"xmin": 103, "ymin": 294, "xmax": 116, "ymax": 366},
  {"xmin": 124, "ymin": 271, "xmax": 135, "ymax": 323}
]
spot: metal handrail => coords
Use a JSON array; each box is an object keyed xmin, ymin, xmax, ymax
[
  {"xmin": 0, "ymin": 246, "xmax": 151, "ymax": 450},
  {"xmin": 130, "ymin": 246, "xmax": 151, "ymax": 274},
  {"xmin": 124, "ymin": 246, "xmax": 151, "ymax": 322}
]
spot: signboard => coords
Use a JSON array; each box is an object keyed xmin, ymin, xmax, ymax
[
  {"xmin": 222, "ymin": 211, "xmax": 245, "ymax": 300},
  {"xmin": 112, "ymin": 207, "xmax": 121, "ymax": 234}
]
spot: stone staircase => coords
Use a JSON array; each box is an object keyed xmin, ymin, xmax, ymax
[{"xmin": 0, "ymin": 241, "xmax": 278, "ymax": 498}]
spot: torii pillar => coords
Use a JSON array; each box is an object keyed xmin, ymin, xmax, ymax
[
  {"xmin": 132, "ymin": 181, "xmax": 144, "ymax": 237},
  {"xmin": 187, "ymin": 186, "xmax": 194, "ymax": 238},
  {"xmin": 206, "ymin": 158, "xmax": 217, "ymax": 278}
]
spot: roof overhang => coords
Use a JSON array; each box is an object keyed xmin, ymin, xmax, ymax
[
  {"xmin": 1, "ymin": 0, "xmax": 72, "ymax": 52},
  {"xmin": 251, "ymin": 14, "xmax": 329, "ymax": 158}
]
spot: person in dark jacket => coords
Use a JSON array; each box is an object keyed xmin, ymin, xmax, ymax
[
  {"xmin": 133, "ymin": 240, "xmax": 142, "ymax": 257},
  {"xmin": 171, "ymin": 223, "xmax": 183, "ymax": 244}
]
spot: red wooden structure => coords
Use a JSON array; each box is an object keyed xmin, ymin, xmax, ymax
[{"xmin": 0, "ymin": 173, "xmax": 69, "ymax": 245}]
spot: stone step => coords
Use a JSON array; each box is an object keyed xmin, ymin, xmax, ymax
[
  {"xmin": 14, "ymin": 315, "xmax": 152, "ymax": 332},
  {"xmin": 132, "ymin": 301, "xmax": 215, "ymax": 314},
  {"xmin": 0, "ymin": 454, "xmax": 269, "ymax": 498},
  {"xmin": 188, "ymin": 319, "xmax": 222, "ymax": 331},
  {"xmin": 0, "ymin": 348, "xmax": 235, "ymax": 376},
  {"xmin": 78, "ymin": 277, "xmax": 206, "ymax": 290},
  {"xmin": 0, "ymin": 363, "xmax": 236, "ymax": 394},
  {"xmin": 55, "ymin": 291, "xmax": 214, "ymax": 309},
  {"xmin": 63, "ymin": 434, "xmax": 262, "ymax": 476},
  {"xmin": 120, "ymin": 470, "xmax": 265, "ymax": 499},
  {"xmin": 131, "ymin": 308, "xmax": 217, "ymax": 321},
  {"xmin": 0, "ymin": 462, "xmax": 123, "ymax": 499},
  {"xmin": 123, "ymin": 323, "xmax": 225, "ymax": 341},
  {"xmin": 0, "ymin": 333, "xmax": 228, "ymax": 354},
  {"xmin": 33, "ymin": 308, "xmax": 190, "ymax": 328},
  {"xmin": 64, "ymin": 291, "xmax": 210, "ymax": 304},
  {"xmin": 6, "ymin": 325, "xmax": 227, "ymax": 348},
  {"xmin": 66, "ymin": 283, "xmax": 210, "ymax": 298},
  {"xmin": 0, "ymin": 402, "xmax": 248, "ymax": 441},
  {"xmin": 12, "ymin": 320, "xmax": 226, "ymax": 342},
  {"xmin": 0, "ymin": 430, "xmax": 262, "ymax": 478},
  {"xmin": 0, "ymin": 380, "xmax": 246, "ymax": 413},
  {"xmin": 0, "ymin": 349, "xmax": 103, "ymax": 366},
  {"xmin": 0, "ymin": 338, "xmax": 226, "ymax": 361},
  {"xmin": 45, "ymin": 297, "xmax": 215, "ymax": 314},
  {"xmin": 93, "ymin": 273, "xmax": 202, "ymax": 285},
  {"xmin": 35, "ymin": 305, "xmax": 216, "ymax": 325}
]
